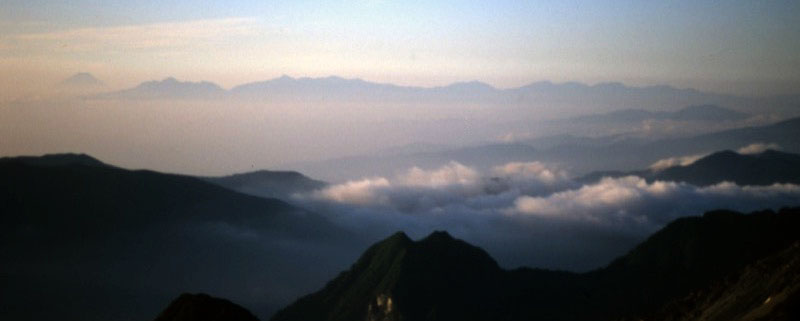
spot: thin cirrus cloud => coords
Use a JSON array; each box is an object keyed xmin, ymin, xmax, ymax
[{"xmin": 4, "ymin": 17, "xmax": 261, "ymax": 54}]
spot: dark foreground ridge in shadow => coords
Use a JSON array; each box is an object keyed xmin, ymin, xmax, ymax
[
  {"xmin": 153, "ymin": 207, "xmax": 800, "ymax": 321},
  {"xmin": 154, "ymin": 293, "xmax": 259, "ymax": 321}
]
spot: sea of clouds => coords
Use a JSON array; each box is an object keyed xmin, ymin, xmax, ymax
[{"xmin": 295, "ymin": 159, "xmax": 800, "ymax": 271}]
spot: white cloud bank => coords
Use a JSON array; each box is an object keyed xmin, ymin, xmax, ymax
[
  {"xmin": 311, "ymin": 161, "xmax": 571, "ymax": 210},
  {"xmin": 510, "ymin": 176, "xmax": 800, "ymax": 225},
  {"xmin": 398, "ymin": 161, "xmax": 480, "ymax": 187},
  {"xmin": 492, "ymin": 161, "xmax": 568, "ymax": 183},
  {"xmin": 310, "ymin": 161, "xmax": 800, "ymax": 231},
  {"xmin": 303, "ymin": 161, "xmax": 800, "ymax": 271}
]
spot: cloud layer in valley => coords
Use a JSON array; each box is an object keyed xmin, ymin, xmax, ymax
[{"xmin": 301, "ymin": 161, "xmax": 800, "ymax": 271}]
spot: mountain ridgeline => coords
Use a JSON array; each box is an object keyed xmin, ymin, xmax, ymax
[
  {"xmin": 268, "ymin": 208, "xmax": 800, "ymax": 321},
  {"xmin": 154, "ymin": 293, "xmax": 260, "ymax": 321},
  {"xmin": 93, "ymin": 75, "xmax": 800, "ymax": 117},
  {"xmin": 580, "ymin": 149, "xmax": 800, "ymax": 186},
  {"xmin": 292, "ymin": 116, "xmax": 800, "ymax": 181},
  {"xmin": 642, "ymin": 242, "xmax": 800, "ymax": 321},
  {"xmin": 271, "ymin": 231, "xmax": 505, "ymax": 321},
  {"xmin": 0, "ymin": 154, "xmax": 358, "ymax": 321},
  {"xmin": 203, "ymin": 170, "xmax": 327, "ymax": 201}
]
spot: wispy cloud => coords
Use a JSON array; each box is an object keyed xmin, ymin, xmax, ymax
[
  {"xmin": 3, "ymin": 18, "xmax": 260, "ymax": 53},
  {"xmin": 649, "ymin": 153, "xmax": 707, "ymax": 171},
  {"xmin": 737, "ymin": 142, "xmax": 781, "ymax": 155}
]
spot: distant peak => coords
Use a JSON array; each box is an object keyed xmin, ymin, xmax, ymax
[
  {"xmin": 593, "ymin": 81, "xmax": 625, "ymax": 88},
  {"xmin": 388, "ymin": 231, "xmax": 412, "ymax": 242},
  {"xmin": 423, "ymin": 230, "xmax": 454, "ymax": 241},
  {"xmin": 61, "ymin": 72, "xmax": 103, "ymax": 86},
  {"xmin": 706, "ymin": 150, "xmax": 740, "ymax": 158},
  {"xmin": 443, "ymin": 80, "xmax": 496, "ymax": 91}
]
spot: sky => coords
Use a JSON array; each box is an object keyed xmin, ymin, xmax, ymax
[{"xmin": 2, "ymin": 0, "xmax": 799, "ymax": 97}]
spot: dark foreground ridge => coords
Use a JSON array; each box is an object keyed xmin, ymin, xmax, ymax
[
  {"xmin": 154, "ymin": 293, "xmax": 259, "ymax": 321},
  {"xmin": 642, "ymin": 241, "xmax": 800, "ymax": 321},
  {"xmin": 267, "ymin": 208, "xmax": 800, "ymax": 321},
  {"xmin": 0, "ymin": 153, "xmax": 354, "ymax": 321}
]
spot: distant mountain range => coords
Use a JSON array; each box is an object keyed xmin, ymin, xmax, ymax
[
  {"xmin": 98, "ymin": 77, "xmax": 226, "ymax": 99},
  {"xmin": 290, "ymin": 117, "xmax": 800, "ymax": 181},
  {"xmin": 267, "ymin": 208, "xmax": 800, "ymax": 321},
  {"xmin": 579, "ymin": 149, "xmax": 800, "ymax": 186},
  {"xmin": 92, "ymin": 75, "xmax": 800, "ymax": 116},
  {"xmin": 0, "ymin": 154, "xmax": 359, "ymax": 321}
]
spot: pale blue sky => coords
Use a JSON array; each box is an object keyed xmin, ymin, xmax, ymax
[{"xmin": 2, "ymin": 0, "xmax": 799, "ymax": 95}]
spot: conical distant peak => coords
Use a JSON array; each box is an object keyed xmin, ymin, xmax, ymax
[
  {"xmin": 423, "ymin": 230, "xmax": 454, "ymax": 242},
  {"xmin": 388, "ymin": 231, "xmax": 411, "ymax": 242}
]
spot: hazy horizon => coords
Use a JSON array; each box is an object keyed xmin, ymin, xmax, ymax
[{"xmin": 3, "ymin": 1, "xmax": 800, "ymax": 101}]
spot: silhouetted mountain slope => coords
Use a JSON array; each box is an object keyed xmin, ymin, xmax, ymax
[
  {"xmin": 271, "ymin": 231, "xmax": 506, "ymax": 321},
  {"xmin": 653, "ymin": 149, "xmax": 800, "ymax": 185},
  {"xmin": 579, "ymin": 149, "xmax": 800, "ymax": 186},
  {"xmin": 203, "ymin": 170, "xmax": 327, "ymax": 201},
  {"xmin": 0, "ymin": 154, "xmax": 356, "ymax": 321},
  {"xmin": 154, "ymin": 293, "xmax": 260, "ymax": 321},
  {"xmin": 292, "ymin": 117, "xmax": 800, "ymax": 181},
  {"xmin": 642, "ymin": 242, "xmax": 800, "ymax": 321},
  {"xmin": 640, "ymin": 117, "xmax": 800, "ymax": 160},
  {"xmin": 271, "ymin": 208, "xmax": 800, "ymax": 321},
  {"xmin": 588, "ymin": 208, "xmax": 800, "ymax": 319},
  {"xmin": 0, "ymin": 156, "xmax": 332, "ymax": 237},
  {"xmin": 0, "ymin": 152, "xmax": 110, "ymax": 168},
  {"xmin": 548, "ymin": 116, "xmax": 800, "ymax": 174}
]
